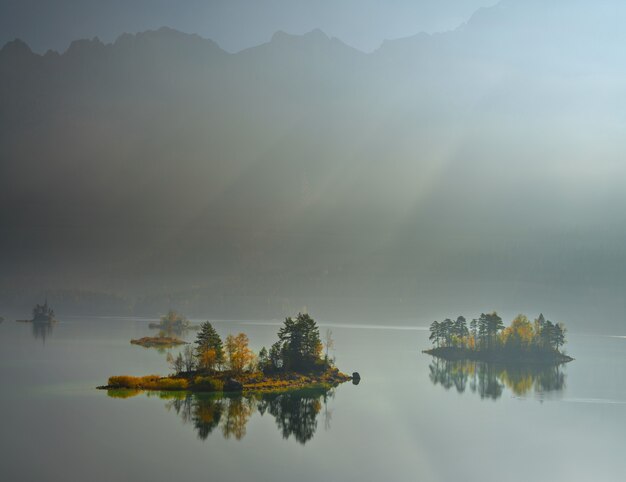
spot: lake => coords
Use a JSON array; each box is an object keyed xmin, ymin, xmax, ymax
[{"xmin": 1, "ymin": 316, "xmax": 625, "ymax": 482}]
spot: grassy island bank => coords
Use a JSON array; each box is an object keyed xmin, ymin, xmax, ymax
[
  {"xmin": 425, "ymin": 312, "xmax": 573, "ymax": 364},
  {"xmin": 130, "ymin": 336, "xmax": 187, "ymax": 348},
  {"xmin": 101, "ymin": 313, "xmax": 355, "ymax": 394},
  {"xmin": 423, "ymin": 346, "xmax": 573, "ymax": 364},
  {"xmin": 98, "ymin": 366, "xmax": 351, "ymax": 393}
]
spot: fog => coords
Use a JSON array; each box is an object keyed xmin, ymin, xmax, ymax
[{"xmin": 2, "ymin": 0, "xmax": 626, "ymax": 330}]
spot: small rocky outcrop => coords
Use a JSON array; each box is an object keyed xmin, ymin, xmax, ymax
[{"xmin": 352, "ymin": 372, "xmax": 361, "ymax": 385}]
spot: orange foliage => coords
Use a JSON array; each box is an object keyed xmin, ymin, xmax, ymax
[
  {"xmin": 107, "ymin": 375, "xmax": 188, "ymax": 390},
  {"xmin": 501, "ymin": 314, "xmax": 534, "ymax": 348},
  {"xmin": 225, "ymin": 333, "xmax": 257, "ymax": 374},
  {"xmin": 199, "ymin": 348, "xmax": 218, "ymax": 372}
]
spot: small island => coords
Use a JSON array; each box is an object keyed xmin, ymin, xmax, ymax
[
  {"xmin": 424, "ymin": 312, "xmax": 573, "ymax": 364},
  {"xmin": 130, "ymin": 336, "xmax": 187, "ymax": 348},
  {"xmin": 131, "ymin": 311, "xmax": 193, "ymax": 349},
  {"xmin": 101, "ymin": 313, "xmax": 354, "ymax": 393},
  {"xmin": 148, "ymin": 310, "xmax": 198, "ymax": 333},
  {"xmin": 16, "ymin": 300, "xmax": 57, "ymax": 324}
]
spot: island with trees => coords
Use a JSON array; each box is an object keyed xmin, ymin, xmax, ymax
[
  {"xmin": 100, "ymin": 313, "xmax": 354, "ymax": 393},
  {"xmin": 130, "ymin": 310, "xmax": 192, "ymax": 348},
  {"xmin": 424, "ymin": 312, "xmax": 573, "ymax": 364},
  {"xmin": 130, "ymin": 336, "xmax": 188, "ymax": 348},
  {"xmin": 148, "ymin": 310, "xmax": 195, "ymax": 333}
]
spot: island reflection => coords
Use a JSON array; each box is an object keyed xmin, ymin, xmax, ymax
[
  {"xmin": 32, "ymin": 321, "xmax": 55, "ymax": 342},
  {"xmin": 108, "ymin": 387, "xmax": 334, "ymax": 444},
  {"xmin": 428, "ymin": 358, "xmax": 566, "ymax": 400}
]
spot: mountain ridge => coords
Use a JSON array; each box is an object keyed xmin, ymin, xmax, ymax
[{"xmin": 2, "ymin": 0, "xmax": 626, "ymax": 324}]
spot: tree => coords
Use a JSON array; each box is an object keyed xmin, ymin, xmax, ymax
[
  {"xmin": 453, "ymin": 316, "xmax": 469, "ymax": 345},
  {"xmin": 195, "ymin": 321, "xmax": 224, "ymax": 370},
  {"xmin": 540, "ymin": 320, "xmax": 566, "ymax": 351},
  {"xmin": 166, "ymin": 351, "xmax": 185, "ymax": 375},
  {"xmin": 182, "ymin": 345, "xmax": 196, "ymax": 372},
  {"xmin": 225, "ymin": 333, "xmax": 256, "ymax": 375},
  {"xmin": 277, "ymin": 313, "xmax": 323, "ymax": 371},
  {"xmin": 553, "ymin": 323, "xmax": 566, "ymax": 351},
  {"xmin": 502, "ymin": 314, "xmax": 533, "ymax": 350},
  {"xmin": 441, "ymin": 319, "xmax": 454, "ymax": 347},
  {"xmin": 159, "ymin": 310, "xmax": 190, "ymax": 336},
  {"xmin": 268, "ymin": 341, "xmax": 284, "ymax": 371},
  {"xmin": 199, "ymin": 348, "xmax": 219, "ymax": 372},
  {"xmin": 324, "ymin": 328, "xmax": 335, "ymax": 363},
  {"xmin": 429, "ymin": 321, "xmax": 441, "ymax": 347},
  {"xmin": 470, "ymin": 318, "xmax": 478, "ymax": 337},
  {"xmin": 478, "ymin": 312, "xmax": 504, "ymax": 349},
  {"xmin": 258, "ymin": 347, "xmax": 269, "ymax": 371}
]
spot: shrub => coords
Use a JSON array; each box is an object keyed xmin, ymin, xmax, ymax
[
  {"xmin": 108, "ymin": 375, "xmax": 143, "ymax": 388},
  {"xmin": 193, "ymin": 376, "xmax": 224, "ymax": 392},
  {"xmin": 150, "ymin": 378, "xmax": 188, "ymax": 390},
  {"xmin": 107, "ymin": 375, "xmax": 187, "ymax": 390}
]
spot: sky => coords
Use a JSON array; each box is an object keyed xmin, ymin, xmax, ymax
[{"xmin": 0, "ymin": 0, "xmax": 498, "ymax": 53}]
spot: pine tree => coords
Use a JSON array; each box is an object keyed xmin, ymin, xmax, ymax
[
  {"xmin": 195, "ymin": 321, "xmax": 224, "ymax": 368},
  {"xmin": 429, "ymin": 321, "xmax": 441, "ymax": 347},
  {"xmin": 277, "ymin": 313, "xmax": 323, "ymax": 371}
]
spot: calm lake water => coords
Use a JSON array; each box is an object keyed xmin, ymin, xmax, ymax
[{"xmin": 1, "ymin": 316, "xmax": 625, "ymax": 482}]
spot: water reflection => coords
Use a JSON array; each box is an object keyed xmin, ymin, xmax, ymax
[
  {"xmin": 108, "ymin": 387, "xmax": 334, "ymax": 444},
  {"xmin": 32, "ymin": 321, "xmax": 55, "ymax": 343},
  {"xmin": 428, "ymin": 358, "xmax": 566, "ymax": 400}
]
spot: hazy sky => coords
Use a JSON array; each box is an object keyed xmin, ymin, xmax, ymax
[{"xmin": 0, "ymin": 0, "xmax": 497, "ymax": 53}]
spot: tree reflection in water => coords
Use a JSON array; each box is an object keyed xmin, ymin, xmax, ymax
[
  {"xmin": 122, "ymin": 387, "xmax": 334, "ymax": 444},
  {"xmin": 428, "ymin": 358, "xmax": 566, "ymax": 400},
  {"xmin": 32, "ymin": 321, "xmax": 54, "ymax": 343}
]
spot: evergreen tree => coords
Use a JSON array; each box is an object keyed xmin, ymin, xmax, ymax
[
  {"xmin": 195, "ymin": 321, "xmax": 224, "ymax": 367},
  {"xmin": 429, "ymin": 321, "xmax": 441, "ymax": 347},
  {"xmin": 277, "ymin": 313, "xmax": 323, "ymax": 371},
  {"xmin": 552, "ymin": 323, "xmax": 566, "ymax": 351},
  {"xmin": 258, "ymin": 347, "xmax": 269, "ymax": 370},
  {"xmin": 470, "ymin": 318, "xmax": 478, "ymax": 339},
  {"xmin": 482, "ymin": 312, "xmax": 504, "ymax": 349},
  {"xmin": 453, "ymin": 316, "xmax": 469, "ymax": 345},
  {"xmin": 441, "ymin": 319, "xmax": 454, "ymax": 347},
  {"xmin": 268, "ymin": 341, "xmax": 283, "ymax": 371}
]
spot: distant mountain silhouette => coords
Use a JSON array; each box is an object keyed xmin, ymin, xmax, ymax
[{"xmin": 2, "ymin": 1, "xmax": 626, "ymax": 324}]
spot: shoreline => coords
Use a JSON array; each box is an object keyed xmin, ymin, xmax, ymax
[
  {"xmin": 423, "ymin": 346, "xmax": 574, "ymax": 364},
  {"xmin": 97, "ymin": 367, "xmax": 354, "ymax": 394},
  {"xmin": 130, "ymin": 336, "xmax": 188, "ymax": 348}
]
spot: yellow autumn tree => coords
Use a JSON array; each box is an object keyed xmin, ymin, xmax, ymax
[
  {"xmin": 198, "ymin": 348, "xmax": 218, "ymax": 372},
  {"xmin": 501, "ymin": 314, "xmax": 534, "ymax": 349},
  {"xmin": 225, "ymin": 333, "xmax": 256, "ymax": 375}
]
